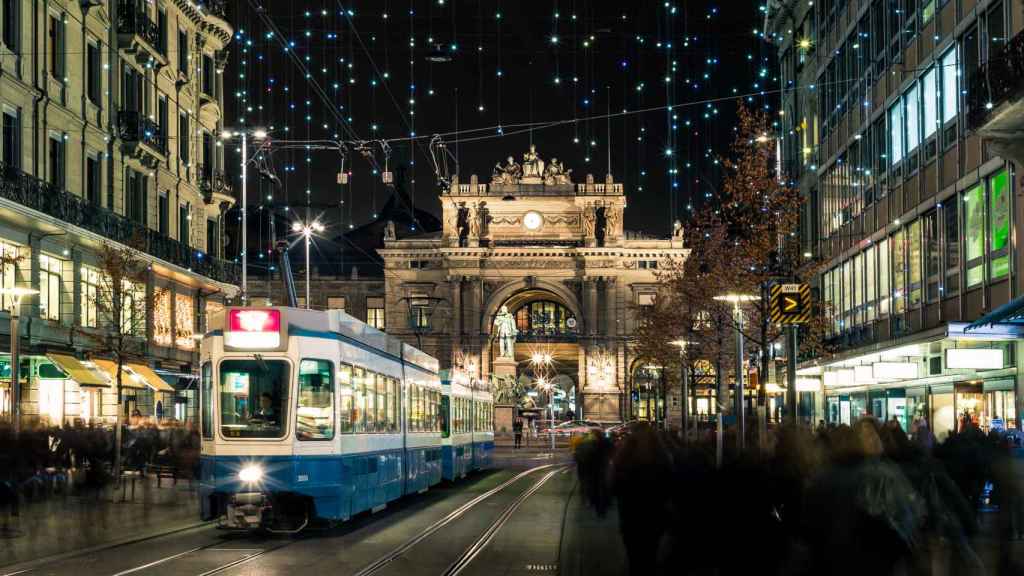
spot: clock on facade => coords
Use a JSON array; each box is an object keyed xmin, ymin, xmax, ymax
[{"xmin": 523, "ymin": 211, "xmax": 543, "ymax": 230}]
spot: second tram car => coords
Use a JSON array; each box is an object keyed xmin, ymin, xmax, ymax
[{"xmin": 198, "ymin": 307, "xmax": 492, "ymax": 531}]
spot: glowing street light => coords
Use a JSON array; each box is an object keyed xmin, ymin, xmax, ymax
[
  {"xmin": 713, "ymin": 293, "xmax": 759, "ymax": 452},
  {"xmin": 292, "ymin": 220, "xmax": 325, "ymax": 309}
]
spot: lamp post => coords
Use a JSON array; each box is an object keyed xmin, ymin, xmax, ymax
[
  {"xmin": 530, "ymin": 352, "xmax": 555, "ymax": 450},
  {"xmin": 291, "ymin": 219, "xmax": 324, "ymax": 309},
  {"xmin": 713, "ymin": 293, "xmax": 759, "ymax": 452},
  {"xmin": 0, "ymin": 287, "xmax": 39, "ymax": 438},
  {"xmin": 220, "ymin": 128, "xmax": 268, "ymax": 303},
  {"xmin": 671, "ymin": 340, "xmax": 695, "ymax": 444}
]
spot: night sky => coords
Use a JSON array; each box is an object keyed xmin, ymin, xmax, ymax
[{"xmin": 224, "ymin": 0, "xmax": 776, "ymax": 257}]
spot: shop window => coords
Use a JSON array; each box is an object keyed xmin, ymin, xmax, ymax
[
  {"xmin": 38, "ymin": 253, "xmax": 63, "ymax": 322},
  {"xmin": 175, "ymin": 293, "xmax": 194, "ymax": 349},
  {"xmin": 80, "ymin": 265, "xmax": 99, "ymax": 327},
  {"xmin": 964, "ymin": 184, "xmax": 985, "ymax": 287},
  {"xmin": 153, "ymin": 290, "xmax": 172, "ymax": 346},
  {"xmin": 989, "ymin": 170, "xmax": 1010, "ymax": 279}
]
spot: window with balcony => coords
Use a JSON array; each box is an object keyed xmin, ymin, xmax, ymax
[
  {"xmin": 158, "ymin": 192, "xmax": 169, "ymax": 235},
  {"xmin": 366, "ymin": 297, "xmax": 385, "ymax": 330},
  {"xmin": 179, "ymin": 203, "xmax": 190, "ymax": 247},
  {"xmin": 39, "ymin": 253, "xmax": 64, "ymax": 322},
  {"xmin": 202, "ymin": 131, "xmax": 213, "ymax": 181},
  {"xmin": 178, "ymin": 112, "xmax": 189, "ymax": 165},
  {"xmin": 86, "ymin": 154, "xmax": 101, "ymax": 206},
  {"xmin": 122, "ymin": 65, "xmax": 142, "ymax": 112},
  {"xmin": 87, "ymin": 41, "xmax": 101, "ymax": 105},
  {"xmin": 202, "ymin": 54, "xmax": 215, "ymax": 97},
  {"xmin": 157, "ymin": 8, "xmax": 167, "ymax": 55},
  {"xmin": 158, "ymin": 95, "xmax": 168, "ymax": 147},
  {"xmin": 2, "ymin": 0, "xmax": 19, "ymax": 53},
  {"xmin": 125, "ymin": 168, "xmax": 147, "ymax": 225},
  {"xmin": 177, "ymin": 29, "xmax": 188, "ymax": 76},
  {"xmin": 48, "ymin": 133, "xmax": 65, "ymax": 189},
  {"xmin": 206, "ymin": 218, "xmax": 218, "ymax": 256},
  {"xmin": 49, "ymin": 14, "xmax": 64, "ymax": 82},
  {"xmin": 2, "ymin": 107, "xmax": 19, "ymax": 169}
]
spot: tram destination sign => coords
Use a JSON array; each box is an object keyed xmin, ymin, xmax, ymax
[{"xmin": 769, "ymin": 283, "xmax": 811, "ymax": 325}]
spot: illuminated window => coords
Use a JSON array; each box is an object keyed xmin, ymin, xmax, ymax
[
  {"xmin": 513, "ymin": 300, "xmax": 576, "ymax": 335},
  {"xmin": 38, "ymin": 253, "xmax": 63, "ymax": 322},
  {"xmin": 80, "ymin": 265, "xmax": 99, "ymax": 327},
  {"xmin": 366, "ymin": 297, "xmax": 385, "ymax": 330},
  {"xmin": 153, "ymin": 290, "xmax": 172, "ymax": 346},
  {"xmin": 175, "ymin": 293, "xmax": 194, "ymax": 349},
  {"xmin": 327, "ymin": 297, "xmax": 346, "ymax": 311}
]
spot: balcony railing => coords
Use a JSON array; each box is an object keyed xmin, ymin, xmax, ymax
[
  {"xmin": 0, "ymin": 162, "xmax": 240, "ymax": 285},
  {"xmin": 117, "ymin": 110, "xmax": 166, "ymax": 154},
  {"xmin": 199, "ymin": 0, "xmax": 228, "ymax": 19},
  {"xmin": 968, "ymin": 28, "xmax": 1024, "ymax": 130},
  {"xmin": 116, "ymin": 6, "xmax": 161, "ymax": 49},
  {"xmin": 197, "ymin": 165, "xmax": 233, "ymax": 203}
]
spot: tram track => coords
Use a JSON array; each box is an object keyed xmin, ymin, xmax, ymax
[
  {"xmin": 352, "ymin": 463, "xmax": 563, "ymax": 576},
  {"xmin": 440, "ymin": 467, "xmax": 564, "ymax": 576}
]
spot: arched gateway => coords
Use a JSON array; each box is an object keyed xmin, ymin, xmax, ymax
[{"xmin": 375, "ymin": 146, "xmax": 687, "ymax": 425}]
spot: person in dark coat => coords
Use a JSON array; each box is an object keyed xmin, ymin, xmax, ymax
[{"xmin": 512, "ymin": 418, "xmax": 523, "ymax": 449}]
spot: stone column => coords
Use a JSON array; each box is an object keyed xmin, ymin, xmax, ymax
[
  {"xmin": 449, "ymin": 275, "xmax": 462, "ymax": 361},
  {"xmin": 604, "ymin": 277, "xmax": 617, "ymax": 337},
  {"xmin": 585, "ymin": 277, "xmax": 598, "ymax": 336}
]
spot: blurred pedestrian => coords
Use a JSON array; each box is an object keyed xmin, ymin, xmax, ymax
[{"xmin": 512, "ymin": 418, "xmax": 523, "ymax": 449}]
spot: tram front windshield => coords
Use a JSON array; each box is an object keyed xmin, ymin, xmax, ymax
[{"xmin": 220, "ymin": 359, "xmax": 290, "ymax": 438}]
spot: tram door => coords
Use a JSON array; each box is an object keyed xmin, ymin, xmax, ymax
[{"xmin": 441, "ymin": 395, "xmax": 450, "ymax": 438}]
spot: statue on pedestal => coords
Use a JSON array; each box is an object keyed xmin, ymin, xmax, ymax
[
  {"xmin": 493, "ymin": 305, "xmax": 518, "ymax": 358},
  {"xmin": 492, "ymin": 156, "xmax": 522, "ymax": 184},
  {"xmin": 521, "ymin": 145, "xmax": 545, "ymax": 180},
  {"xmin": 544, "ymin": 158, "xmax": 573, "ymax": 185}
]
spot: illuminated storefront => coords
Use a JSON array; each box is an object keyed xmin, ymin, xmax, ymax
[{"xmin": 807, "ymin": 322, "xmax": 1020, "ymax": 438}]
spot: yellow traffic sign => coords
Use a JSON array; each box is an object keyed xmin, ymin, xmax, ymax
[{"xmin": 770, "ymin": 283, "xmax": 811, "ymax": 325}]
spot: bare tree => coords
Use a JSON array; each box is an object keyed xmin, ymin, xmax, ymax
[{"xmin": 76, "ymin": 237, "xmax": 163, "ymax": 482}]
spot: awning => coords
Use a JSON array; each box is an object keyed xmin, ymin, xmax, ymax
[
  {"xmin": 965, "ymin": 295, "xmax": 1024, "ymax": 331},
  {"xmin": 46, "ymin": 353, "xmax": 108, "ymax": 387},
  {"xmin": 127, "ymin": 363, "xmax": 175, "ymax": 393},
  {"xmin": 91, "ymin": 359, "xmax": 147, "ymax": 390}
]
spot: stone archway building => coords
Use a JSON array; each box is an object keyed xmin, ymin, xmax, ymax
[{"xmin": 376, "ymin": 148, "xmax": 687, "ymax": 422}]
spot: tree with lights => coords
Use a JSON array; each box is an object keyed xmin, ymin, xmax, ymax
[
  {"xmin": 76, "ymin": 237, "xmax": 164, "ymax": 483},
  {"xmin": 637, "ymin": 104, "xmax": 832, "ymax": 434}
]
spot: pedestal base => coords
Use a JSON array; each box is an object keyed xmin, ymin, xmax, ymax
[
  {"xmin": 494, "ymin": 404, "xmax": 515, "ymax": 435},
  {"xmin": 491, "ymin": 356, "xmax": 517, "ymax": 379},
  {"xmin": 582, "ymin": 392, "xmax": 621, "ymax": 423}
]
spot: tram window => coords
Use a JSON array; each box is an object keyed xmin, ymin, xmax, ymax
[
  {"xmin": 376, "ymin": 374, "xmax": 387, "ymax": 432},
  {"xmin": 390, "ymin": 378, "xmax": 399, "ymax": 432},
  {"xmin": 353, "ymin": 367, "xmax": 367, "ymax": 433},
  {"xmin": 201, "ymin": 362, "xmax": 212, "ymax": 439},
  {"xmin": 219, "ymin": 359, "xmax": 290, "ymax": 439},
  {"xmin": 297, "ymin": 359, "xmax": 334, "ymax": 440},
  {"xmin": 338, "ymin": 364, "xmax": 353, "ymax": 433}
]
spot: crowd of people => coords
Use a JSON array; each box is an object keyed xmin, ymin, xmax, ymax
[{"xmin": 573, "ymin": 417, "xmax": 1024, "ymax": 575}]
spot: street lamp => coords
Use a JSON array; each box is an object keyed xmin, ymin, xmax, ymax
[
  {"xmin": 713, "ymin": 293, "xmax": 759, "ymax": 452},
  {"xmin": 536, "ymin": 376, "xmax": 555, "ymax": 450},
  {"xmin": 670, "ymin": 339, "xmax": 696, "ymax": 443},
  {"xmin": 292, "ymin": 219, "xmax": 324, "ymax": 309},
  {"xmin": 220, "ymin": 127, "xmax": 268, "ymax": 303},
  {"xmin": 0, "ymin": 287, "xmax": 39, "ymax": 437}
]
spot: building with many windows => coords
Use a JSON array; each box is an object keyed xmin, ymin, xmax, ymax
[
  {"xmin": 0, "ymin": 0, "xmax": 237, "ymax": 427},
  {"xmin": 770, "ymin": 0, "xmax": 1024, "ymax": 436}
]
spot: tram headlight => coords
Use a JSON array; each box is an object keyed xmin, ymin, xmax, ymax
[{"xmin": 238, "ymin": 465, "xmax": 264, "ymax": 483}]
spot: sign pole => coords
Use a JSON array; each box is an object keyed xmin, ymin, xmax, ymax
[{"xmin": 786, "ymin": 324, "xmax": 798, "ymax": 426}]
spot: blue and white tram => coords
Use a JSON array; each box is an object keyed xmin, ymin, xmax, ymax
[
  {"xmin": 198, "ymin": 306, "xmax": 448, "ymax": 531},
  {"xmin": 440, "ymin": 372, "xmax": 474, "ymax": 480},
  {"xmin": 470, "ymin": 385, "xmax": 495, "ymax": 471}
]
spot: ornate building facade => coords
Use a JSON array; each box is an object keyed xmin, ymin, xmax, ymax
[
  {"xmin": 375, "ymin": 149, "xmax": 687, "ymax": 423},
  {"xmin": 0, "ymin": 0, "xmax": 237, "ymax": 426}
]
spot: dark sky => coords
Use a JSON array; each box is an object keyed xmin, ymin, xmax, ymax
[{"xmin": 224, "ymin": 0, "xmax": 775, "ymax": 251}]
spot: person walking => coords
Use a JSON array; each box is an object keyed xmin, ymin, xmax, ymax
[{"xmin": 513, "ymin": 418, "xmax": 523, "ymax": 449}]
